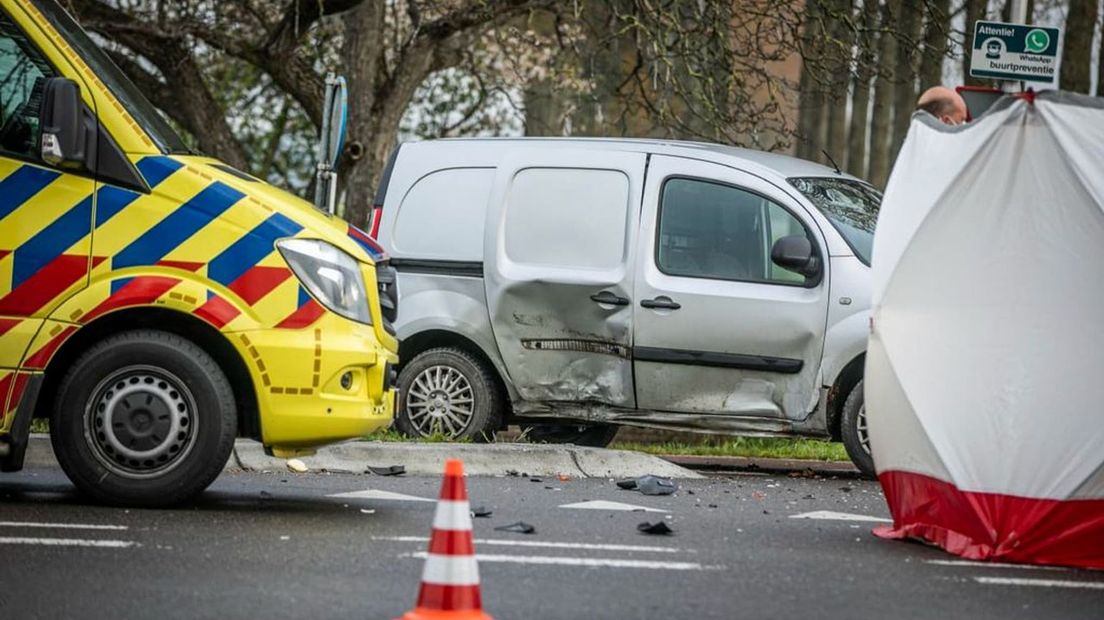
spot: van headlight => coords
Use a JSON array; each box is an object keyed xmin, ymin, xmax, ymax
[{"xmin": 277, "ymin": 239, "xmax": 371, "ymax": 324}]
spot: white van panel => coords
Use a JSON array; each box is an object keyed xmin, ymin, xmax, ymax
[
  {"xmin": 504, "ymin": 168, "xmax": 630, "ymax": 271},
  {"xmin": 391, "ymin": 167, "xmax": 493, "ymax": 261}
]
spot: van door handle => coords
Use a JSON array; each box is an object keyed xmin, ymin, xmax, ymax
[
  {"xmin": 590, "ymin": 291, "xmax": 630, "ymax": 306},
  {"xmin": 640, "ymin": 296, "xmax": 681, "ymax": 310}
]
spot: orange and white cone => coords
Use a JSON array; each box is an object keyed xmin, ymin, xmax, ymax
[{"xmin": 396, "ymin": 459, "xmax": 494, "ymax": 620}]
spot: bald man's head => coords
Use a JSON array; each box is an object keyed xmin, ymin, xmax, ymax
[{"xmin": 917, "ymin": 86, "xmax": 968, "ymax": 125}]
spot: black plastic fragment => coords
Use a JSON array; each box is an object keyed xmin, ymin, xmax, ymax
[
  {"xmin": 637, "ymin": 521, "xmax": 674, "ymax": 535},
  {"xmin": 367, "ymin": 465, "xmax": 405, "ymax": 476},
  {"xmin": 494, "ymin": 521, "xmax": 535, "ymax": 534},
  {"xmin": 471, "ymin": 506, "xmax": 493, "ymax": 518}
]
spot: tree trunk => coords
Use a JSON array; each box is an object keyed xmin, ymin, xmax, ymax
[
  {"xmin": 847, "ymin": 0, "xmax": 879, "ymax": 178},
  {"xmin": 824, "ymin": 0, "xmax": 854, "ymax": 169},
  {"xmin": 796, "ymin": 1, "xmax": 826, "ymax": 160},
  {"xmin": 1060, "ymin": 0, "xmax": 1098, "ymax": 93},
  {"xmin": 867, "ymin": 0, "xmax": 899, "ymax": 189},
  {"xmin": 920, "ymin": 0, "xmax": 951, "ymax": 90},
  {"xmin": 963, "ymin": 0, "xmax": 987, "ymax": 86},
  {"xmin": 889, "ymin": 1, "xmax": 923, "ymax": 165}
]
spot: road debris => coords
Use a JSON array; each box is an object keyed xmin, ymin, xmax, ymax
[
  {"xmin": 494, "ymin": 521, "xmax": 536, "ymax": 534},
  {"xmin": 367, "ymin": 465, "xmax": 405, "ymax": 476},
  {"xmin": 286, "ymin": 459, "xmax": 308, "ymax": 473},
  {"xmin": 470, "ymin": 506, "xmax": 493, "ymax": 518},
  {"xmin": 617, "ymin": 475, "xmax": 678, "ymax": 496},
  {"xmin": 637, "ymin": 521, "xmax": 674, "ymax": 535}
]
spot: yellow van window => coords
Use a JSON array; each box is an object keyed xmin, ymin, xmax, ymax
[{"xmin": 0, "ymin": 12, "xmax": 56, "ymax": 160}]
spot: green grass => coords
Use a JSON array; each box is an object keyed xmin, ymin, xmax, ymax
[
  {"xmin": 30, "ymin": 418, "xmax": 48, "ymax": 434},
  {"xmin": 612, "ymin": 436, "xmax": 848, "ymax": 461},
  {"xmin": 364, "ymin": 428, "xmax": 472, "ymax": 444}
]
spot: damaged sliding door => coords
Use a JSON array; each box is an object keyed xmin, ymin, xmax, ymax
[{"xmin": 483, "ymin": 149, "xmax": 646, "ymax": 408}]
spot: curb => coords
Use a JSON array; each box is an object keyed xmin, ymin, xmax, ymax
[
  {"xmin": 660, "ymin": 454, "xmax": 860, "ymax": 476},
  {"xmin": 22, "ymin": 435, "xmax": 701, "ymax": 479}
]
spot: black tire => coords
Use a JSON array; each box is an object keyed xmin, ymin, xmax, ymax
[
  {"xmin": 395, "ymin": 347, "xmax": 503, "ymax": 442},
  {"xmin": 523, "ymin": 423, "xmax": 620, "ymax": 448},
  {"xmin": 50, "ymin": 330, "xmax": 236, "ymax": 507},
  {"xmin": 841, "ymin": 379, "xmax": 875, "ymax": 478}
]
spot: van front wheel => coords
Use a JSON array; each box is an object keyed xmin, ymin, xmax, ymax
[
  {"xmin": 841, "ymin": 380, "xmax": 875, "ymax": 478},
  {"xmin": 50, "ymin": 330, "xmax": 237, "ymax": 507},
  {"xmin": 396, "ymin": 348, "xmax": 503, "ymax": 442}
]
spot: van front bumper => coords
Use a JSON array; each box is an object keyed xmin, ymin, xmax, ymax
[{"xmin": 230, "ymin": 311, "xmax": 398, "ymax": 449}]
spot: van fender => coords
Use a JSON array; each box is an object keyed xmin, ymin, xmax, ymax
[
  {"xmin": 820, "ymin": 308, "xmax": 870, "ymax": 388},
  {"xmin": 396, "ymin": 287, "xmax": 513, "ymax": 391},
  {"xmin": 22, "ymin": 268, "xmax": 261, "ymax": 370}
]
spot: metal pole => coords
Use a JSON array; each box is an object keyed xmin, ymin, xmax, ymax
[{"xmin": 1003, "ymin": 0, "xmax": 1030, "ymax": 92}]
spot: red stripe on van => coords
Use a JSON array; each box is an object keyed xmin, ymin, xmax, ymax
[
  {"xmin": 0, "ymin": 254, "xmax": 103, "ymax": 316},
  {"xmin": 81, "ymin": 276, "xmax": 180, "ymax": 324}
]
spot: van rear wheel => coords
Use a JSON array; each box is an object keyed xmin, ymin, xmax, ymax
[
  {"xmin": 50, "ymin": 330, "xmax": 237, "ymax": 507},
  {"xmin": 396, "ymin": 348, "xmax": 503, "ymax": 442}
]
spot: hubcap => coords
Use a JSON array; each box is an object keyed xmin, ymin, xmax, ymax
[
  {"xmin": 857, "ymin": 404, "xmax": 870, "ymax": 455},
  {"xmin": 85, "ymin": 366, "xmax": 198, "ymax": 478},
  {"xmin": 405, "ymin": 365, "xmax": 474, "ymax": 438}
]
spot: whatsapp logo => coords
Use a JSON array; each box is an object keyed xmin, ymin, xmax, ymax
[{"xmin": 1025, "ymin": 29, "xmax": 1050, "ymax": 54}]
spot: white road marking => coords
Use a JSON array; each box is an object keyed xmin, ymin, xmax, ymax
[
  {"xmin": 374, "ymin": 535, "xmax": 682, "ymax": 553},
  {"xmin": 0, "ymin": 537, "xmax": 136, "ymax": 548},
  {"xmin": 327, "ymin": 489, "xmax": 434, "ymax": 502},
  {"xmin": 789, "ymin": 510, "xmax": 891, "ymax": 523},
  {"xmin": 0, "ymin": 521, "xmax": 128, "ymax": 531},
  {"xmin": 558, "ymin": 500, "xmax": 667, "ymax": 513},
  {"xmin": 926, "ymin": 559, "xmax": 1066, "ymax": 571},
  {"xmin": 974, "ymin": 577, "xmax": 1104, "ymax": 590},
  {"xmin": 406, "ymin": 552, "xmax": 716, "ymax": 571}
]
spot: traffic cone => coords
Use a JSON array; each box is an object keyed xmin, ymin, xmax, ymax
[{"xmin": 396, "ymin": 459, "xmax": 494, "ymax": 620}]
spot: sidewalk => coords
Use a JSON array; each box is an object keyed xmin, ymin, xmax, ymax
[{"xmin": 20, "ymin": 435, "xmax": 701, "ymax": 479}]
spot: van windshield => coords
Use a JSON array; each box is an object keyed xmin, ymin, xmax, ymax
[
  {"xmin": 788, "ymin": 177, "xmax": 881, "ymax": 265},
  {"xmin": 35, "ymin": 1, "xmax": 192, "ymax": 154}
]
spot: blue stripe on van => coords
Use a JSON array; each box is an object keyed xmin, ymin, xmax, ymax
[
  {"xmin": 136, "ymin": 156, "xmax": 184, "ymax": 188},
  {"xmin": 207, "ymin": 213, "xmax": 302, "ymax": 286},
  {"xmin": 113, "ymin": 181, "xmax": 244, "ymax": 270},
  {"xmin": 0, "ymin": 166, "xmax": 61, "ymax": 223},
  {"xmin": 11, "ymin": 195, "xmax": 93, "ymax": 287}
]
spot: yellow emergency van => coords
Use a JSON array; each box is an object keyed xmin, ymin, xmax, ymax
[{"xmin": 0, "ymin": 0, "xmax": 398, "ymax": 505}]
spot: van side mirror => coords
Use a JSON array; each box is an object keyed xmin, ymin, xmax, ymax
[
  {"xmin": 39, "ymin": 77, "xmax": 86, "ymax": 168},
  {"xmin": 771, "ymin": 235, "xmax": 820, "ymax": 278}
]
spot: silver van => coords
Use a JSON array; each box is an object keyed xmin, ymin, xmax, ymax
[{"xmin": 371, "ymin": 138, "xmax": 880, "ymax": 474}]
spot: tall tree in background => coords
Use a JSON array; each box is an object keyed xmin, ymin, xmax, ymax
[
  {"xmin": 846, "ymin": 0, "xmax": 879, "ymax": 179},
  {"xmin": 1060, "ymin": 0, "xmax": 1098, "ymax": 93},
  {"xmin": 867, "ymin": 0, "xmax": 901, "ymax": 188}
]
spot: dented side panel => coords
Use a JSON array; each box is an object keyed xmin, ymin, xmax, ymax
[{"xmin": 483, "ymin": 149, "xmax": 647, "ymax": 408}]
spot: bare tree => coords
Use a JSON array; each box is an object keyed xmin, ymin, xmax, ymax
[
  {"xmin": 1060, "ymin": 0, "xmax": 1098, "ymax": 93},
  {"xmin": 66, "ymin": 0, "xmax": 555, "ymax": 226}
]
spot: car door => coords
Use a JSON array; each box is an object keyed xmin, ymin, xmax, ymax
[
  {"xmin": 483, "ymin": 148, "xmax": 646, "ymax": 407},
  {"xmin": 0, "ymin": 8, "xmax": 96, "ymax": 405},
  {"xmin": 633, "ymin": 155, "xmax": 830, "ymax": 421}
]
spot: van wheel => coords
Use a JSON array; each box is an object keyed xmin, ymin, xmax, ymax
[
  {"xmin": 50, "ymin": 330, "xmax": 236, "ymax": 507},
  {"xmin": 396, "ymin": 348, "xmax": 503, "ymax": 442},
  {"xmin": 523, "ymin": 423, "xmax": 619, "ymax": 448},
  {"xmin": 841, "ymin": 380, "xmax": 876, "ymax": 478}
]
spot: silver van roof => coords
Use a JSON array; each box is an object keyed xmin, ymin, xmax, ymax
[{"xmin": 426, "ymin": 136, "xmax": 856, "ymax": 182}]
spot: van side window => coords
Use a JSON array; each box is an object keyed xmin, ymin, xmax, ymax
[
  {"xmin": 0, "ymin": 13, "xmax": 56, "ymax": 161},
  {"xmin": 657, "ymin": 177, "xmax": 809, "ymax": 285},
  {"xmin": 504, "ymin": 168, "xmax": 630, "ymax": 270}
]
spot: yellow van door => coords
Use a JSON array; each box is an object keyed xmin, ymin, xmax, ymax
[{"xmin": 0, "ymin": 10, "xmax": 95, "ymax": 422}]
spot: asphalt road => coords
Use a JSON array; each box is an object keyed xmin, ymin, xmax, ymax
[{"xmin": 1, "ymin": 466, "xmax": 1101, "ymax": 620}]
